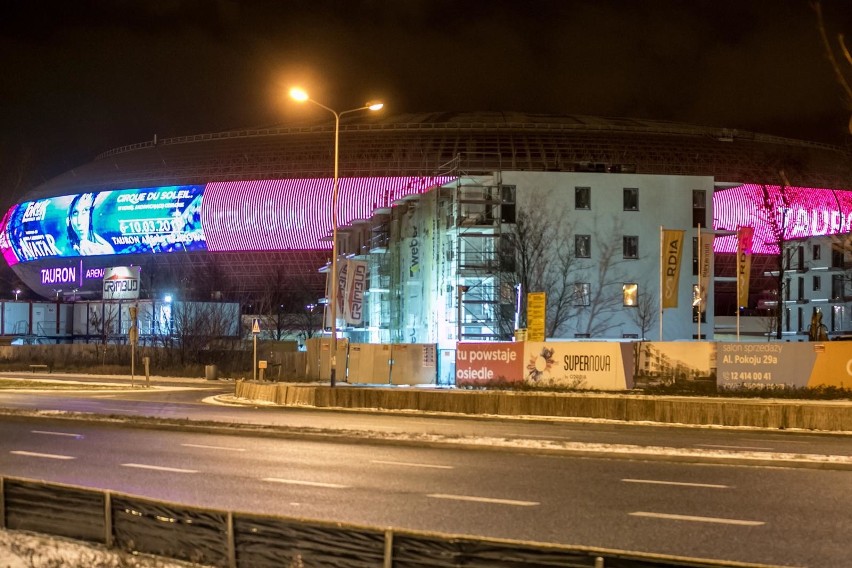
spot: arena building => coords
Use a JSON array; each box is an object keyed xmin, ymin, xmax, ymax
[{"xmin": 3, "ymin": 112, "xmax": 852, "ymax": 344}]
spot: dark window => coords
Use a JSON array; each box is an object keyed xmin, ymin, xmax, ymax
[
  {"xmin": 575, "ymin": 187, "xmax": 591, "ymax": 210},
  {"xmin": 692, "ymin": 237, "xmax": 699, "ymax": 276},
  {"xmin": 623, "ymin": 236, "xmax": 639, "ymax": 259},
  {"xmin": 575, "ymin": 235, "xmax": 591, "ymax": 258},
  {"xmin": 692, "ymin": 190, "xmax": 706, "ymax": 227},
  {"xmin": 798, "ymin": 276, "xmax": 805, "ymax": 301},
  {"xmin": 623, "ymin": 188, "xmax": 639, "ymax": 211},
  {"xmin": 813, "ymin": 275, "xmax": 821, "ymax": 291},
  {"xmin": 813, "ymin": 244, "xmax": 821, "ymax": 261},
  {"xmin": 833, "ymin": 275, "xmax": 845, "ymax": 299}
]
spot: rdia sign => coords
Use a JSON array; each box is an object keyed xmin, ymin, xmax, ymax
[{"xmin": 103, "ymin": 266, "xmax": 141, "ymax": 300}]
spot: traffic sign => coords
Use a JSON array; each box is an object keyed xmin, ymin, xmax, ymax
[{"xmin": 252, "ymin": 318, "xmax": 261, "ymax": 334}]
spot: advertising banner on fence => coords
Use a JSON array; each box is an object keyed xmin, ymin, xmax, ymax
[
  {"xmin": 632, "ymin": 341, "xmax": 716, "ymax": 388},
  {"xmin": 717, "ymin": 342, "xmax": 852, "ymax": 388},
  {"xmin": 456, "ymin": 342, "xmax": 525, "ymax": 385},
  {"xmin": 523, "ymin": 342, "xmax": 632, "ymax": 390}
]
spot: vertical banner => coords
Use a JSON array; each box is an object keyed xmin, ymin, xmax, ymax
[
  {"xmin": 661, "ymin": 229, "xmax": 685, "ymax": 308},
  {"xmin": 698, "ymin": 229, "xmax": 714, "ymax": 312},
  {"xmin": 737, "ymin": 227, "xmax": 754, "ymax": 308},
  {"xmin": 344, "ymin": 259, "xmax": 368, "ymax": 326},
  {"xmin": 527, "ymin": 291, "xmax": 546, "ymax": 341}
]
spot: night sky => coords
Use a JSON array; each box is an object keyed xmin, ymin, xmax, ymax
[{"xmin": 2, "ymin": 0, "xmax": 851, "ymax": 203}]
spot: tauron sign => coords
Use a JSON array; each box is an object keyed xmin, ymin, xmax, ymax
[{"xmin": 103, "ymin": 266, "xmax": 141, "ymax": 300}]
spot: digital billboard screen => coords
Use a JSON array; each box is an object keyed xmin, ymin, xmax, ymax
[
  {"xmin": 1, "ymin": 185, "xmax": 205, "ymax": 265},
  {"xmin": 0, "ymin": 177, "xmax": 454, "ymax": 266},
  {"xmin": 713, "ymin": 184, "xmax": 852, "ymax": 254}
]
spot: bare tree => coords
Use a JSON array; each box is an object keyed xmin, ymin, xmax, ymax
[
  {"xmin": 500, "ymin": 206, "xmax": 578, "ymax": 338},
  {"xmin": 572, "ymin": 218, "xmax": 630, "ymax": 337},
  {"xmin": 254, "ymin": 269, "xmax": 324, "ymax": 342},
  {"xmin": 813, "ymin": 0, "xmax": 852, "ymax": 134}
]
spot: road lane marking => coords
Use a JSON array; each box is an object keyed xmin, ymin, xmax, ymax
[
  {"xmin": 696, "ymin": 444, "xmax": 774, "ymax": 451},
  {"xmin": 427, "ymin": 493, "xmax": 539, "ymax": 507},
  {"xmin": 122, "ymin": 463, "xmax": 197, "ymax": 473},
  {"xmin": 371, "ymin": 460, "xmax": 453, "ymax": 469},
  {"xmin": 630, "ymin": 512, "xmax": 764, "ymax": 526},
  {"xmin": 262, "ymin": 478, "xmax": 350, "ymax": 489},
  {"xmin": 11, "ymin": 451, "xmax": 76, "ymax": 460},
  {"xmin": 31, "ymin": 430, "xmax": 83, "ymax": 439},
  {"xmin": 181, "ymin": 443, "xmax": 246, "ymax": 452},
  {"xmin": 622, "ymin": 479, "xmax": 729, "ymax": 489}
]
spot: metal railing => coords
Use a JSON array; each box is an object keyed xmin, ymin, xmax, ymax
[{"xmin": 0, "ymin": 475, "xmax": 776, "ymax": 568}]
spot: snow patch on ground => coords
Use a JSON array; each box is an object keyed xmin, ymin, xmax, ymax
[{"xmin": 0, "ymin": 529, "xmax": 212, "ymax": 567}]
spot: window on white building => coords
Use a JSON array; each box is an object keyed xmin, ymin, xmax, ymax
[
  {"xmin": 575, "ymin": 187, "xmax": 591, "ymax": 210},
  {"xmin": 623, "ymin": 283, "xmax": 638, "ymax": 306},
  {"xmin": 575, "ymin": 235, "xmax": 591, "ymax": 258},
  {"xmin": 623, "ymin": 188, "xmax": 639, "ymax": 211},
  {"xmin": 573, "ymin": 283, "xmax": 591, "ymax": 306},
  {"xmin": 623, "ymin": 236, "xmax": 638, "ymax": 259}
]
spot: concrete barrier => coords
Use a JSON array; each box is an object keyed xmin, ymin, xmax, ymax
[{"xmin": 233, "ymin": 381, "xmax": 852, "ymax": 432}]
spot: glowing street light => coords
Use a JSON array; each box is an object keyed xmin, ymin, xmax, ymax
[
  {"xmin": 289, "ymin": 87, "xmax": 383, "ymax": 386},
  {"xmin": 13, "ymin": 289, "xmax": 20, "ymax": 301}
]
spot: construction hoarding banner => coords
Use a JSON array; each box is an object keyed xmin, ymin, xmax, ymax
[
  {"xmin": 453, "ymin": 341, "xmax": 852, "ymax": 390},
  {"xmin": 661, "ymin": 229, "xmax": 685, "ymax": 308},
  {"xmin": 456, "ymin": 342, "xmax": 524, "ymax": 385}
]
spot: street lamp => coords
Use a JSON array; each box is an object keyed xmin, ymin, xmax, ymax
[
  {"xmin": 289, "ymin": 87, "xmax": 383, "ymax": 387},
  {"xmin": 13, "ymin": 289, "xmax": 20, "ymax": 301}
]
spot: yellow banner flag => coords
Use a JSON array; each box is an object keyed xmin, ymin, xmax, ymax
[
  {"xmin": 737, "ymin": 227, "xmax": 754, "ymax": 308},
  {"xmin": 661, "ymin": 229, "xmax": 685, "ymax": 308},
  {"xmin": 526, "ymin": 292, "xmax": 546, "ymax": 341}
]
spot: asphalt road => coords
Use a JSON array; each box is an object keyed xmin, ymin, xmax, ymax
[
  {"xmin": 1, "ymin": 372, "xmax": 851, "ymax": 567},
  {"xmin": 1, "ymin": 415, "xmax": 850, "ymax": 567},
  {"xmin": 1, "ymin": 375, "xmax": 850, "ymax": 463}
]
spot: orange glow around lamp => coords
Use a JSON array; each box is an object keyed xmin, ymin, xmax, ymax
[{"xmin": 289, "ymin": 87, "xmax": 383, "ymax": 386}]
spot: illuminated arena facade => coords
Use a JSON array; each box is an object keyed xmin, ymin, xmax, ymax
[{"xmin": 4, "ymin": 112, "xmax": 852, "ymax": 342}]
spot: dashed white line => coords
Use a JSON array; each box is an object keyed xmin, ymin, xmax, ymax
[
  {"xmin": 31, "ymin": 430, "xmax": 83, "ymax": 439},
  {"xmin": 121, "ymin": 463, "xmax": 197, "ymax": 473},
  {"xmin": 696, "ymin": 444, "xmax": 774, "ymax": 451},
  {"xmin": 630, "ymin": 511, "xmax": 764, "ymax": 526},
  {"xmin": 262, "ymin": 478, "xmax": 350, "ymax": 489},
  {"xmin": 10, "ymin": 450, "xmax": 76, "ymax": 460},
  {"xmin": 181, "ymin": 443, "xmax": 246, "ymax": 452},
  {"xmin": 622, "ymin": 479, "xmax": 729, "ymax": 489},
  {"xmin": 427, "ymin": 493, "xmax": 539, "ymax": 507},
  {"xmin": 371, "ymin": 460, "xmax": 453, "ymax": 469}
]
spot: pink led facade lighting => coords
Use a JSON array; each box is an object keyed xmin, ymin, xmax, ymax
[
  {"xmin": 201, "ymin": 176, "xmax": 454, "ymax": 252},
  {"xmin": 713, "ymin": 184, "xmax": 852, "ymax": 254}
]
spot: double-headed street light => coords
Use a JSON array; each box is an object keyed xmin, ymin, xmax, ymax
[{"xmin": 289, "ymin": 87, "xmax": 383, "ymax": 387}]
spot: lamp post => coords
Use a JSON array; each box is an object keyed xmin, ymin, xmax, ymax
[{"xmin": 289, "ymin": 87, "xmax": 383, "ymax": 387}]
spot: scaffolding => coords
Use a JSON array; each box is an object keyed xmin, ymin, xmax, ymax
[{"xmin": 453, "ymin": 176, "xmax": 517, "ymax": 342}]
